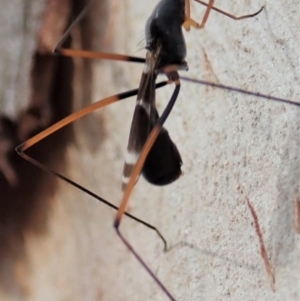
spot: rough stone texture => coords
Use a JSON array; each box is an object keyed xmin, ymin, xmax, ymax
[
  {"xmin": 1, "ymin": 1, "xmax": 299, "ymax": 301},
  {"xmin": 0, "ymin": 0, "xmax": 46, "ymax": 118}
]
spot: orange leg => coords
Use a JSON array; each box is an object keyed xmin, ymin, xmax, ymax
[
  {"xmin": 16, "ymin": 82, "xmax": 169, "ymax": 248},
  {"xmin": 113, "ymin": 72, "xmax": 181, "ymax": 301},
  {"xmin": 194, "ymin": 0, "xmax": 264, "ymax": 21},
  {"xmin": 184, "ymin": 0, "xmax": 264, "ymax": 31},
  {"xmin": 184, "ymin": 0, "xmax": 215, "ymax": 30},
  {"xmin": 53, "ymin": 0, "xmax": 144, "ymax": 64}
]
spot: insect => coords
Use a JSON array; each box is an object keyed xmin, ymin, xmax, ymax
[{"xmin": 14, "ymin": 0, "xmax": 300, "ymax": 299}]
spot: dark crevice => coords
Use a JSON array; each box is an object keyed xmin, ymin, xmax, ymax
[
  {"xmin": 0, "ymin": 0, "xmax": 108, "ymax": 296},
  {"xmin": 0, "ymin": 12, "xmax": 74, "ymax": 254}
]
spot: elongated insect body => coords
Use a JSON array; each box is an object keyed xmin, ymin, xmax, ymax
[{"xmin": 122, "ymin": 0, "xmax": 188, "ymax": 189}]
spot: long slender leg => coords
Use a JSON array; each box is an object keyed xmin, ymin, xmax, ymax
[
  {"xmin": 185, "ymin": 0, "xmax": 191, "ymax": 22},
  {"xmin": 184, "ymin": 0, "xmax": 264, "ymax": 31},
  {"xmin": 16, "ymin": 82, "xmax": 169, "ymax": 249},
  {"xmin": 113, "ymin": 72, "xmax": 181, "ymax": 301},
  {"xmin": 197, "ymin": 0, "xmax": 214, "ymax": 28},
  {"xmin": 180, "ymin": 76, "xmax": 300, "ymax": 107},
  {"xmin": 194, "ymin": 0, "xmax": 264, "ymax": 21},
  {"xmin": 184, "ymin": 0, "xmax": 214, "ymax": 30},
  {"xmin": 53, "ymin": 0, "xmax": 145, "ymax": 64},
  {"xmin": 115, "ymin": 73, "xmax": 180, "ymax": 225},
  {"xmin": 18, "ymin": 89, "xmax": 140, "ymax": 150},
  {"xmin": 54, "ymin": 0, "xmax": 95, "ymax": 52},
  {"xmin": 55, "ymin": 48, "xmax": 145, "ymax": 63}
]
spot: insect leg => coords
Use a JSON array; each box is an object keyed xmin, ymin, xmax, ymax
[
  {"xmin": 184, "ymin": 0, "xmax": 215, "ymax": 30},
  {"xmin": 53, "ymin": 0, "xmax": 145, "ymax": 63},
  {"xmin": 114, "ymin": 72, "xmax": 181, "ymax": 301},
  {"xmin": 184, "ymin": 0, "xmax": 264, "ymax": 31},
  {"xmin": 194, "ymin": 0, "xmax": 264, "ymax": 21},
  {"xmin": 16, "ymin": 82, "xmax": 170, "ymax": 249}
]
